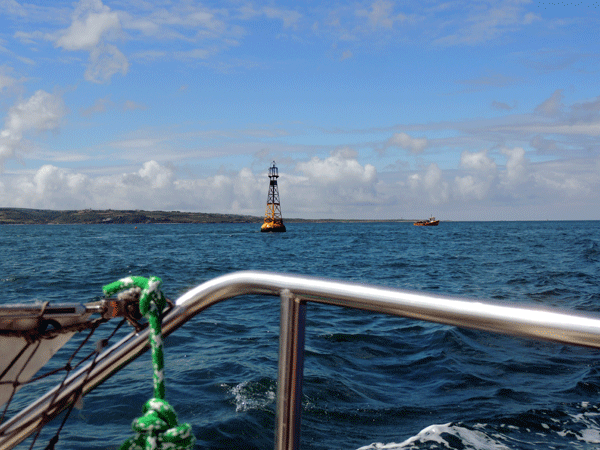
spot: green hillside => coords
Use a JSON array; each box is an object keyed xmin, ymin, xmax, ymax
[{"xmin": 0, "ymin": 208, "xmax": 262, "ymax": 225}]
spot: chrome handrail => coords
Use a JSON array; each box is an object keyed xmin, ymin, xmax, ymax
[{"xmin": 3, "ymin": 270, "xmax": 600, "ymax": 450}]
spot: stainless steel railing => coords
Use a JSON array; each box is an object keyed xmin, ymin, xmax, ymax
[{"xmin": 3, "ymin": 270, "xmax": 600, "ymax": 449}]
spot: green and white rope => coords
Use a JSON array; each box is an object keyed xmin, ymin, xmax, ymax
[{"xmin": 103, "ymin": 276, "xmax": 195, "ymax": 450}]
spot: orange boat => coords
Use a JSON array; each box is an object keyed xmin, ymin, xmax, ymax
[{"xmin": 414, "ymin": 216, "xmax": 439, "ymax": 226}]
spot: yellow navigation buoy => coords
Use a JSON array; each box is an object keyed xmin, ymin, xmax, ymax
[{"xmin": 261, "ymin": 161, "xmax": 286, "ymax": 232}]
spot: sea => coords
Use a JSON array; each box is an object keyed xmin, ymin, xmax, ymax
[{"xmin": 1, "ymin": 221, "xmax": 600, "ymax": 450}]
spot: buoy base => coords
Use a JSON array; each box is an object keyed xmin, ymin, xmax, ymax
[{"xmin": 261, "ymin": 221, "xmax": 286, "ymax": 232}]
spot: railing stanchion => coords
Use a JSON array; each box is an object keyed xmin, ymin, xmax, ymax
[{"xmin": 275, "ymin": 289, "xmax": 306, "ymax": 450}]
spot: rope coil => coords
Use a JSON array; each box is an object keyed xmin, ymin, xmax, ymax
[{"xmin": 104, "ymin": 276, "xmax": 195, "ymax": 450}]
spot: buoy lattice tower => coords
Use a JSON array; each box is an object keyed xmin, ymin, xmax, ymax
[{"xmin": 261, "ymin": 161, "xmax": 286, "ymax": 232}]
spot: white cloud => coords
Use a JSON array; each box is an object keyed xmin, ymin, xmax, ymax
[
  {"xmin": 7, "ymin": 164, "xmax": 91, "ymax": 209},
  {"xmin": 535, "ymin": 89, "xmax": 564, "ymax": 117},
  {"xmin": 1, "ymin": 160, "xmax": 264, "ymax": 213},
  {"xmin": 13, "ymin": 31, "xmax": 45, "ymax": 45},
  {"xmin": 460, "ymin": 149, "xmax": 497, "ymax": 172},
  {"xmin": 0, "ymin": 90, "xmax": 66, "ymax": 169},
  {"xmin": 237, "ymin": 5, "xmax": 302, "ymax": 29},
  {"xmin": 85, "ymin": 44, "xmax": 128, "ymax": 83},
  {"xmin": 123, "ymin": 100, "xmax": 147, "ymax": 111},
  {"xmin": 1, "ymin": 152, "xmax": 599, "ymax": 220},
  {"xmin": 0, "ymin": 66, "xmax": 19, "ymax": 92},
  {"xmin": 110, "ymin": 137, "xmax": 165, "ymax": 149},
  {"xmin": 386, "ymin": 132, "xmax": 428, "ymax": 154},
  {"xmin": 356, "ymin": 0, "xmax": 408, "ymax": 29},
  {"xmin": 407, "ymin": 163, "xmax": 449, "ymax": 204},
  {"xmin": 454, "ymin": 150, "xmax": 498, "ymax": 200},
  {"xmin": 33, "ymin": 164, "xmax": 88, "ymax": 196},
  {"xmin": 262, "ymin": 6, "xmax": 302, "ymax": 29},
  {"xmin": 494, "ymin": 120, "xmax": 600, "ymax": 138},
  {"xmin": 4, "ymin": 161, "xmax": 175, "ymax": 210},
  {"xmin": 54, "ymin": 0, "xmax": 127, "ymax": 83},
  {"xmin": 256, "ymin": 149, "xmax": 380, "ymax": 216},
  {"xmin": 80, "ymin": 95, "xmax": 112, "ymax": 116},
  {"xmin": 454, "ymin": 174, "xmax": 490, "ymax": 200},
  {"xmin": 138, "ymin": 160, "xmax": 174, "ymax": 189},
  {"xmin": 0, "ymin": 0, "xmax": 26, "ymax": 17},
  {"xmin": 119, "ymin": 7, "xmax": 230, "ymax": 47},
  {"xmin": 530, "ymin": 159, "xmax": 597, "ymax": 198},
  {"xmin": 500, "ymin": 147, "xmax": 528, "ymax": 187},
  {"xmin": 571, "ymin": 96, "xmax": 600, "ymax": 122},
  {"xmin": 433, "ymin": 2, "xmax": 541, "ymax": 46},
  {"xmin": 296, "ymin": 148, "xmax": 376, "ymax": 185},
  {"xmin": 55, "ymin": 0, "xmax": 120, "ymax": 51}
]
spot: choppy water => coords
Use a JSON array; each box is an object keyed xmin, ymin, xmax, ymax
[{"xmin": 1, "ymin": 221, "xmax": 600, "ymax": 450}]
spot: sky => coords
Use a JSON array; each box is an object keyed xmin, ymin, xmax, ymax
[{"xmin": 1, "ymin": 0, "xmax": 599, "ymax": 221}]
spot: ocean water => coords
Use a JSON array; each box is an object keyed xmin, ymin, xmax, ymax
[{"xmin": 1, "ymin": 221, "xmax": 600, "ymax": 450}]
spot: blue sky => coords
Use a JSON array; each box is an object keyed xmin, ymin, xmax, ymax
[{"xmin": 1, "ymin": 0, "xmax": 599, "ymax": 220}]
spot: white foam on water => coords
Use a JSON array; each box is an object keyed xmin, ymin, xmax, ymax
[
  {"xmin": 356, "ymin": 423, "xmax": 511, "ymax": 450},
  {"xmin": 356, "ymin": 404, "xmax": 600, "ymax": 450},
  {"xmin": 566, "ymin": 404, "xmax": 600, "ymax": 444},
  {"xmin": 225, "ymin": 380, "xmax": 276, "ymax": 412}
]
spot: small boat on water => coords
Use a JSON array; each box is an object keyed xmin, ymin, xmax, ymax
[{"xmin": 414, "ymin": 216, "xmax": 439, "ymax": 226}]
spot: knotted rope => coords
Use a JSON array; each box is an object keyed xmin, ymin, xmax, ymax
[{"xmin": 103, "ymin": 276, "xmax": 195, "ymax": 450}]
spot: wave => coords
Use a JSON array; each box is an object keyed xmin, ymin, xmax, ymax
[
  {"xmin": 356, "ymin": 404, "xmax": 600, "ymax": 449},
  {"xmin": 356, "ymin": 423, "xmax": 510, "ymax": 450}
]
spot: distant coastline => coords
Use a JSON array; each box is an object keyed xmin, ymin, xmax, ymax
[{"xmin": 0, "ymin": 208, "xmax": 415, "ymax": 225}]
